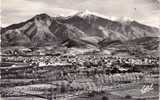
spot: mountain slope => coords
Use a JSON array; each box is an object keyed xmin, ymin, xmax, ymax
[
  {"xmin": 1, "ymin": 11, "xmax": 160, "ymax": 56},
  {"xmin": 58, "ymin": 11, "xmax": 159, "ymax": 41},
  {"xmin": 1, "ymin": 14, "xmax": 86, "ymax": 47},
  {"xmin": 101, "ymin": 37, "xmax": 160, "ymax": 56}
]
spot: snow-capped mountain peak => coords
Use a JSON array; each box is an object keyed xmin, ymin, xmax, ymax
[
  {"xmin": 76, "ymin": 10, "xmax": 120, "ymax": 21},
  {"xmin": 77, "ymin": 9, "xmax": 93, "ymax": 17},
  {"xmin": 117, "ymin": 16, "xmax": 134, "ymax": 22},
  {"xmin": 76, "ymin": 10, "xmax": 106, "ymax": 18}
]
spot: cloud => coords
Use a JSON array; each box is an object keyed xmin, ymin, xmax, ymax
[{"xmin": 1, "ymin": 0, "xmax": 160, "ymax": 27}]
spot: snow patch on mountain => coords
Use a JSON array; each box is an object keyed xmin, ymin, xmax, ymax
[{"xmin": 75, "ymin": 9, "xmax": 136, "ymax": 22}]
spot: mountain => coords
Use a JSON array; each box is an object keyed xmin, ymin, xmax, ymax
[
  {"xmin": 101, "ymin": 37, "xmax": 159, "ymax": 56},
  {"xmin": 1, "ymin": 11, "xmax": 160, "ymax": 56},
  {"xmin": 58, "ymin": 10, "xmax": 159, "ymax": 40},
  {"xmin": 1, "ymin": 13, "xmax": 86, "ymax": 47}
]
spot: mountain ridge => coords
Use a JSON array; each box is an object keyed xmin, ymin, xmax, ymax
[{"xmin": 1, "ymin": 12, "xmax": 159, "ymax": 56}]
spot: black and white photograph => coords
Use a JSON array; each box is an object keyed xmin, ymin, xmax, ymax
[{"xmin": 0, "ymin": 0, "xmax": 160, "ymax": 100}]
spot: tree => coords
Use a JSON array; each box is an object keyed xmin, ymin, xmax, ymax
[
  {"xmin": 102, "ymin": 96, "xmax": 109, "ymax": 100},
  {"xmin": 125, "ymin": 95, "xmax": 132, "ymax": 99}
]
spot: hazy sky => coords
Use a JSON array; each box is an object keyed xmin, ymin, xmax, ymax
[{"xmin": 1, "ymin": 0, "xmax": 160, "ymax": 27}]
